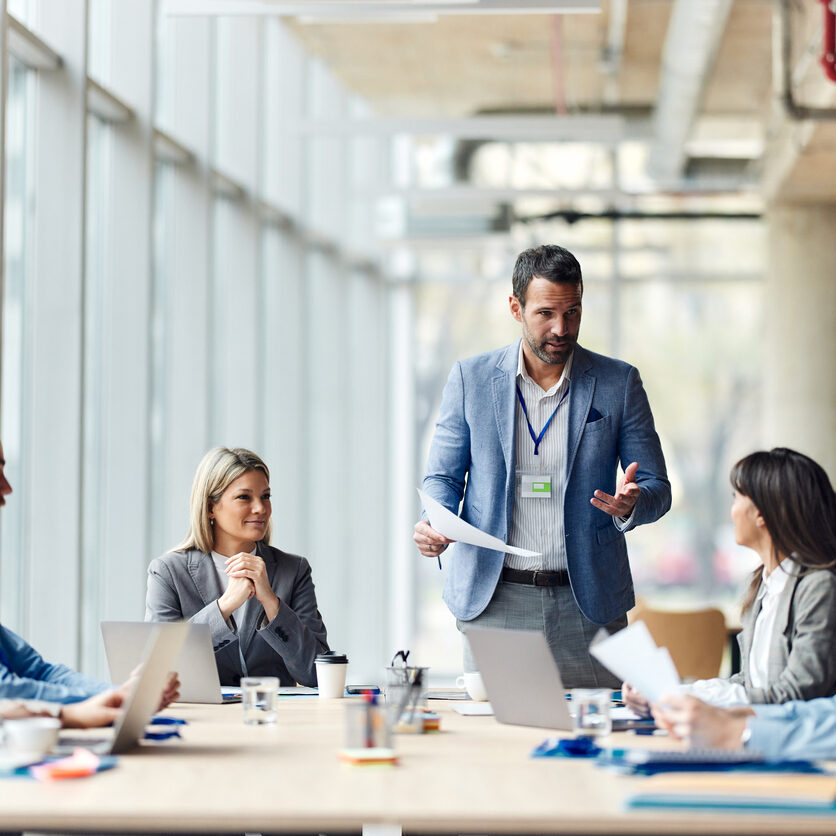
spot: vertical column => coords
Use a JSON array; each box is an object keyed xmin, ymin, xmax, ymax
[
  {"xmin": 261, "ymin": 229, "xmax": 307, "ymax": 551},
  {"xmin": 388, "ymin": 281, "xmax": 417, "ymax": 652},
  {"xmin": 208, "ymin": 16, "xmax": 260, "ymax": 449},
  {"xmin": 23, "ymin": 0, "xmax": 87, "ymax": 663},
  {"xmin": 304, "ymin": 248, "xmax": 349, "ymax": 653},
  {"xmin": 764, "ymin": 204, "xmax": 836, "ymax": 476},
  {"xmin": 80, "ymin": 0, "xmax": 156, "ymax": 675},
  {"xmin": 344, "ymin": 268, "xmax": 389, "ymax": 678},
  {"xmin": 150, "ymin": 15, "xmax": 213, "ymax": 555}
]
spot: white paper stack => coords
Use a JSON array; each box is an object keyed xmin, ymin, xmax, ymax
[{"xmin": 590, "ymin": 621, "xmax": 681, "ymax": 702}]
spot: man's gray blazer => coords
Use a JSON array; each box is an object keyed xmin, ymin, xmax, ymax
[
  {"xmin": 145, "ymin": 542, "xmax": 328, "ymax": 687},
  {"xmin": 424, "ymin": 340, "xmax": 671, "ymax": 625},
  {"xmin": 730, "ymin": 568, "xmax": 836, "ymax": 703}
]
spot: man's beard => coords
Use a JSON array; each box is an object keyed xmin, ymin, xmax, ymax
[{"xmin": 524, "ymin": 325, "xmax": 576, "ymax": 366}]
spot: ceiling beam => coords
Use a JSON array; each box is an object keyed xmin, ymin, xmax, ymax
[
  {"xmin": 366, "ymin": 182, "xmax": 760, "ymax": 204},
  {"xmin": 163, "ymin": 0, "xmax": 600, "ymax": 17},
  {"xmin": 292, "ymin": 114, "xmax": 644, "ymax": 142}
]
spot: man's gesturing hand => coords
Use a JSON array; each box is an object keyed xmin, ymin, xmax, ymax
[{"xmin": 590, "ymin": 461, "xmax": 640, "ymax": 518}]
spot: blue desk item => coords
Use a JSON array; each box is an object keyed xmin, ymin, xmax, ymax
[
  {"xmin": 598, "ymin": 748, "xmax": 824, "ymax": 776},
  {"xmin": 532, "ymin": 737, "xmax": 602, "ymax": 758},
  {"xmin": 626, "ymin": 793, "xmax": 836, "ymax": 815},
  {"xmin": 143, "ymin": 729, "xmax": 182, "ymax": 742},
  {"xmin": 3, "ymin": 755, "xmax": 119, "ymax": 780},
  {"xmin": 149, "ymin": 716, "xmax": 187, "ymax": 726}
]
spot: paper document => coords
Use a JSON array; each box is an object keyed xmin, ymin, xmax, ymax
[
  {"xmin": 452, "ymin": 702, "xmax": 494, "ymax": 716},
  {"xmin": 590, "ymin": 621, "xmax": 680, "ymax": 702},
  {"xmin": 419, "ymin": 490, "xmax": 541, "ymax": 558}
]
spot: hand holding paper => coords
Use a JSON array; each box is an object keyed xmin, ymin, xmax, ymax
[
  {"xmin": 590, "ymin": 621, "xmax": 681, "ymax": 703},
  {"xmin": 418, "ymin": 490, "xmax": 541, "ymax": 559}
]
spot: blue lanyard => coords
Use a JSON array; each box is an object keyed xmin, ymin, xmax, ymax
[{"xmin": 516, "ymin": 384, "xmax": 570, "ymax": 455}]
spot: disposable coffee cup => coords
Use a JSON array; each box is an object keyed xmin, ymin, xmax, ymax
[
  {"xmin": 315, "ymin": 652, "xmax": 348, "ymax": 699},
  {"xmin": 3, "ymin": 717, "xmax": 60, "ymax": 757}
]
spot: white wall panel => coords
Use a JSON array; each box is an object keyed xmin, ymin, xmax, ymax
[{"xmin": 23, "ymin": 0, "xmax": 87, "ymax": 666}]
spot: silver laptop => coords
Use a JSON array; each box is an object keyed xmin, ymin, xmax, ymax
[
  {"xmin": 61, "ymin": 621, "xmax": 189, "ymax": 755},
  {"xmin": 465, "ymin": 627, "xmax": 573, "ymax": 730},
  {"xmin": 102, "ymin": 621, "xmax": 239, "ymax": 704}
]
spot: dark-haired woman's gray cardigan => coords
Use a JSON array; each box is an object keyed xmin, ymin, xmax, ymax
[
  {"xmin": 145, "ymin": 542, "xmax": 328, "ymax": 687},
  {"xmin": 729, "ymin": 568, "xmax": 836, "ymax": 704}
]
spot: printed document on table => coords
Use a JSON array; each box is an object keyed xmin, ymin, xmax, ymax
[
  {"xmin": 418, "ymin": 490, "xmax": 541, "ymax": 558},
  {"xmin": 590, "ymin": 621, "xmax": 680, "ymax": 702}
]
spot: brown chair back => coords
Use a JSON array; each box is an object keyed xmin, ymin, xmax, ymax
[{"xmin": 630, "ymin": 606, "xmax": 727, "ymax": 681}]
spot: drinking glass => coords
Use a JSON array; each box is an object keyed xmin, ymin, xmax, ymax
[{"xmin": 242, "ymin": 676, "xmax": 278, "ymax": 725}]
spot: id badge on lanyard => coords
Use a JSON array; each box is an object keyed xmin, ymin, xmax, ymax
[{"xmin": 519, "ymin": 473, "xmax": 553, "ymax": 499}]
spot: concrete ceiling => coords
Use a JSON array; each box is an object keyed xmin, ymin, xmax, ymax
[
  {"xmin": 285, "ymin": 0, "xmax": 836, "ymax": 202},
  {"xmin": 287, "ymin": 2, "xmax": 770, "ymax": 123}
]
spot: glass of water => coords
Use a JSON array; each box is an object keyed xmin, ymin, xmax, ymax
[
  {"xmin": 571, "ymin": 688, "xmax": 612, "ymax": 738},
  {"xmin": 241, "ymin": 676, "xmax": 278, "ymax": 725}
]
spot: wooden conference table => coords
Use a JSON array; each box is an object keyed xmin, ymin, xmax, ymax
[{"xmin": 0, "ymin": 695, "xmax": 832, "ymax": 835}]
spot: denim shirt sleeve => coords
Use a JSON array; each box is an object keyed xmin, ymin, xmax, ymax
[
  {"xmin": 0, "ymin": 623, "xmax": 110, "ymax": 704},
  {"xmin": 747, "ymin": 695, "xmax": 836, "ymax": 761}
]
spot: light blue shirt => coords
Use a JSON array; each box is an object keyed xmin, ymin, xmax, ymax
[
  {"xmin": 0, "ymin": 623, "xmax": 110, "ymax": 704},
  {"xmin": 748, "ymin": 695, "xmax": 836, "ymax": 761}
]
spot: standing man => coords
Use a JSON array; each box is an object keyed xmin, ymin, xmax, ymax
[{"xmin": 414, "ymin": 245, "xmax": 671, "ymax": 687}]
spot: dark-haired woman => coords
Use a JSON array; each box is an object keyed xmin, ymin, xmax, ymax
[{"xmin": 625, "ymin": 447, "xmax": 836, "ymax": 714}]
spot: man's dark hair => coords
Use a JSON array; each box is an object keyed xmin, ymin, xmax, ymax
[{"xmin": 512, "ymin": 245, "xmax": 583, "ymax": 306}]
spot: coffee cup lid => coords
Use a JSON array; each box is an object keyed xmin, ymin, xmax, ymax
[{"xmin": 316, "ymin": 651, "xmax": 348, "ymax": 664}]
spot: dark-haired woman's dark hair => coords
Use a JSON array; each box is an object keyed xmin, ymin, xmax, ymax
[{"xmin": 731, "ymin": 447, "xmax": 836, "ymax": 614}]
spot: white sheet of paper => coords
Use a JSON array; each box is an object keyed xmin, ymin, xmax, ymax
[
  {"xmin": 590, "ymin": 621, "xmax": 681, "ymax": 702},
  {"xmin": 452, "ymin": 702, "xmax": 494, "ymax": 716},
  {"xmin": 419, "ymin": 490, "xmax": 541, "ymax": 559}
]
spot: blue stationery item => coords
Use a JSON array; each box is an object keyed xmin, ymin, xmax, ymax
[
  {"xmin": 598, "ymin": 748, "xmax": 824, "ymax": 776},
  {"xmin": 4, "ymin": 755, "xmax": 119, "ymax": 780},
  {"xmin": 149, "ymin": 716, "xmax": 187, "ymax": 726},
  {"xmin": 532, "ymin": 737, "xmax": 602, "ymax": 758},
  {"xmin": 626, "ymin": 793, "xmax": 836, "ymax": 815},
  {"xmin": 142, "ymin": 729, "xmax": 182, "ymax": 742}
]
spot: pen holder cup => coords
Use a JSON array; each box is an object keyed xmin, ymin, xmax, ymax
[
  {"xmin": 343, "ymin": 701, "xmax": 390, "ymax": 750},
  {"xmin": 384, "ymin": 665, "xmax": 429, "ymax": 733}
]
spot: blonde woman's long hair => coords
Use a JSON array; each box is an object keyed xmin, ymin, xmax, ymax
[{"xmin": 174, "ymin": 447, "xmax": 273, "ymax": 554}]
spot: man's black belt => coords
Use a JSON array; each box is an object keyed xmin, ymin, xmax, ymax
[{"xmin": 501, "ymin": 567, "xmax": 570, "ymax": 587}]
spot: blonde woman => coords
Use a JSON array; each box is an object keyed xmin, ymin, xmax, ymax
[{"xmin": 145, "ymin": 447, "xmax": 328, "ymax": 686}]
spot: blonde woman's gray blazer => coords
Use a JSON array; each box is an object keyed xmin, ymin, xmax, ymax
[
  {"xmin": 145, "ymin": 542, "xmax": 328, "ymax": 687},
  {"xmin": 729, "ymin": 568, "xmax": 836, "ymax": 704}
]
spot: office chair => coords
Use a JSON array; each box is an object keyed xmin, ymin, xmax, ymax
[{"xmin": 629, "ymin": 605, "xmax": 728, "ymax": 681}]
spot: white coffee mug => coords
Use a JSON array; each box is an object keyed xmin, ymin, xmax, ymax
[
  {"xmin": 455, "ymin": 671, "xmax": 488, "ymax": 701},
  {"xmin": 2, "ymin": 717, "xmax": 60, "ymax": 757}
]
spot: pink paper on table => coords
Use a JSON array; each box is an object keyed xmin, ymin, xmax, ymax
[{"xmin": 30, "ymin": 747, "xmax": 101, "ymax": 781}]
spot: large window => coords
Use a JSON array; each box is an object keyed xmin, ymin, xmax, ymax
[
  {"xmin": 0, "ymin": 10, "xmax": 393, "ymax": 682},
  {"xmin": 0, "ymin": 57, "xmax": 34, "ymax": 629}
]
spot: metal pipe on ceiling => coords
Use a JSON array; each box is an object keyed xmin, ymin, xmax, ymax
[{"xmin": 646, "ymin": 0, "xmax": 734, "ymax": 184}]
